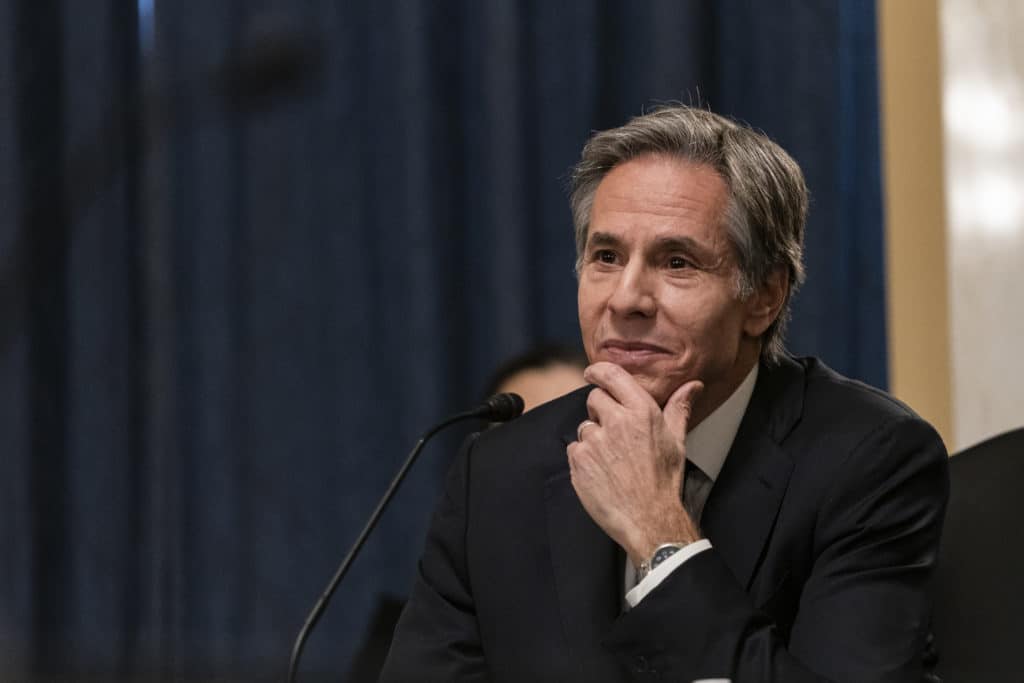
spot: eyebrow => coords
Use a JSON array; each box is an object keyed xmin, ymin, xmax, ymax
[
  {"xmin": 586, "ymin": 231, "xmax": 623, "ymax": 250},
  {"xmin": 587, "ymin": 231, "xmax": 719, "ymax": 264}
]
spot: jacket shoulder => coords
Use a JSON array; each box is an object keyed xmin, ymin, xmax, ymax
[
  {"xmin": 797, "ymin": 357, "xmax": 935, "ymax": 434},
  {"xmin": 780, "ymin": 358, "xmax": 949, "ymax": 483},
  {"xmin": 469, "ymin": 385, "xmax": 590, "ymax": 476}
]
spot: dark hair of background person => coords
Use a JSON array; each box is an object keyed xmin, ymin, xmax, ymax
[{"xmin": 483, "ymin": 343, "xmax": 589, "ymax": 399}]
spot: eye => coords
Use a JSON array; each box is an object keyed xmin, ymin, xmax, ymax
[
  {"xmin": 667, "ymin": 255, "xmax": 691, "ymax": 269},
  {"xmin": 595, "ymin": 249, "xmax": 618, "ymax": 264}
]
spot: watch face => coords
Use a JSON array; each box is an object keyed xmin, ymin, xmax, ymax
[{"xmin": 651, "ymin": 544, "xmax": 683, "ymax": 569}]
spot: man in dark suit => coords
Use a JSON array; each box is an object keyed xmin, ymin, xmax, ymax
[{"xmin": 381, "ymin": 106, "xmax": 948, "ymax": 682}]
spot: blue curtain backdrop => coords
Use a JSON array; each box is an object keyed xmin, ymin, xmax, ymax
[{"xmin": 1, "ymin": 1, "xmax": 886, "ymax": 680}]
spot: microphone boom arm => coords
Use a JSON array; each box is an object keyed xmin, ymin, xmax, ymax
[{"xmin": 286, "ymin": 393, "xmax": 523, "ymax": 683}]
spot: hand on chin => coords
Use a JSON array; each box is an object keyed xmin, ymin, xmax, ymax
[{"xmin": 602, "ymin": 365, "xmax": 676, "ymax": 408}]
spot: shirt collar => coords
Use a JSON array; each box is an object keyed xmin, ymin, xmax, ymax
[{"xmin": 684, "ymin": 363, "xmax": 759, "ymax": 483}]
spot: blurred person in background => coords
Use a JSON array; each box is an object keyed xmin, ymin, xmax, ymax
[
  {"xmin": 347, "ymin": 344, "xmax": 588, "ymax": 681},
  {"xmin": 486, "ymin": 344, "xmax": 588, "ymax": 414}
]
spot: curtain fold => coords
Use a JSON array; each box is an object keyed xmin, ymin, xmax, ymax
[{"xmin": 1, "ymin": 1, "xmax": 886, "ymax": 679}]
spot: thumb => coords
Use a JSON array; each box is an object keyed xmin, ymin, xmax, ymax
[{"xmin": 663, "ymin": 380, "xmax": 704, "ymax": 444}]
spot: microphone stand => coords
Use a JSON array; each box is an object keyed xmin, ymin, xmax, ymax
[{"xmin": 286, "ymin": 394, "xmax": 523, "ymax": 683}]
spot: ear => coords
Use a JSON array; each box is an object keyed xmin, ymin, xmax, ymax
[{"xmin": 742, "ymin": 267, "xmax": 788, "ymax": 338}]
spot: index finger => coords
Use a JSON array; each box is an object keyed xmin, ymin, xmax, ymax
[{"xmin": 582, "ymin": 361, "xmax": 656, "ymax": 410}]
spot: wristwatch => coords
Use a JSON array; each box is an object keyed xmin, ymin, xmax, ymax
[{"xmin": 636, "ymin": 543, "xmax": 688, "ymax": 582}]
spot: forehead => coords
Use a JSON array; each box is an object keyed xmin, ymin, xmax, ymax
[{"xmin": 589, "ymin": 155, "xmax": 730, "ymax": 247}]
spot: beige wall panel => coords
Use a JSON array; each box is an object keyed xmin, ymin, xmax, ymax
[{"xmin": 878, "ymin": 1, "xmax": 954, "ymax": 447}]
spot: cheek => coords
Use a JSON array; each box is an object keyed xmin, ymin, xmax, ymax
[
  {"xmin": 577, "ymin": 284, "xmax": 602, "ymax": 330},
  {"xmin": 663, "ymin": 291, "xmax": 744, "ymax": 348}
]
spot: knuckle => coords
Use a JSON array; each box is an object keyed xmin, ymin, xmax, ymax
[{"xmin": 568, "ymin": 442, "xmax": 585, "ymax": 461}]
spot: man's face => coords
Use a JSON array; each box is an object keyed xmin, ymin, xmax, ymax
[{"xmin": 577, "ymin": 154, "xmax": 769, "ymax": 421}]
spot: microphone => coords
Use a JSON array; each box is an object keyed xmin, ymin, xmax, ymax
[
  {"xmin": 286, "ymin": 393, "xmax": 525, "ymax": 683},
  {"xmin": 472, "ymin": 391, "xmax": 525, "ymax": 422}
]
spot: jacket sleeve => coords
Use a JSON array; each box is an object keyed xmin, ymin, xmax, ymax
[
  {"xmin": 379, "ymin": 433, "xmax": 490, "ymax": 682},
  {"xmin": 601, "ymin": 416, "xmax": 950, "ymax": 682}
]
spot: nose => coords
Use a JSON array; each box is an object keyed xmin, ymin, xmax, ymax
[{"xmin": 607, "ymin": 260, "xmax": 656, "ymax": 318}]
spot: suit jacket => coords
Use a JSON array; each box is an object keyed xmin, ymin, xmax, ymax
[{"xmin": 381, "ymin": 357, "xmax": 949, "ymax": 682}]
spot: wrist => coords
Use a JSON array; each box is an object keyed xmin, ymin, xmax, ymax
[{"xmin": 625, "ymin": 511, "xmax": 701, "ymax": 566}]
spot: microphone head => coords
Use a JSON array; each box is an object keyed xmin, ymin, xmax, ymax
[{"xmin": 478, "ymin": 392, "xmax": 525, "ymax": 422}]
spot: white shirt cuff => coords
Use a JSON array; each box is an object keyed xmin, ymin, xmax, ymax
[{"xmin": 624, "ymin": 539, "xmax": 712, "ymax": 608}]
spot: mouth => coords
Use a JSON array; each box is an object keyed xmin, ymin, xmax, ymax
[{"xmin": 599, "ymin": 339, "xmax": 672, "ymax": 365}]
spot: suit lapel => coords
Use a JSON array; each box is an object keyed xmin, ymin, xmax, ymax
[
  {"xmin": 701, "ymin": 358, "xmax": 804, "ymax": 590},
  {"xmin": 543, "ymin": 395, "xmax": 622, "ymax": 675}
]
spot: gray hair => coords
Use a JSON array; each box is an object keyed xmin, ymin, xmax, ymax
[{"xmin": 569, "ymin": 105, "xmax": 808, "ymax": 364}]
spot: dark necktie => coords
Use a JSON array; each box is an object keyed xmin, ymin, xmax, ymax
[{"xmin": 682, "ymin": 460, "xmax": 712, "ymax": 524}]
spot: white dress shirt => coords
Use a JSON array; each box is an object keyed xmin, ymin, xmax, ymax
[{"xmin": 624, "ymin": 364, "xmax": 759, "ymax": 607}]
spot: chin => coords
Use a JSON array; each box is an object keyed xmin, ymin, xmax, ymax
[{"xmin": 630, "ymin": 375, "xmax": 674, "ymax": 406}]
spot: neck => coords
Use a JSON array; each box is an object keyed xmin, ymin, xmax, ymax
[{"xmin": 688, "ymin": 347, "xmax": 760, "ymax": 430}]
